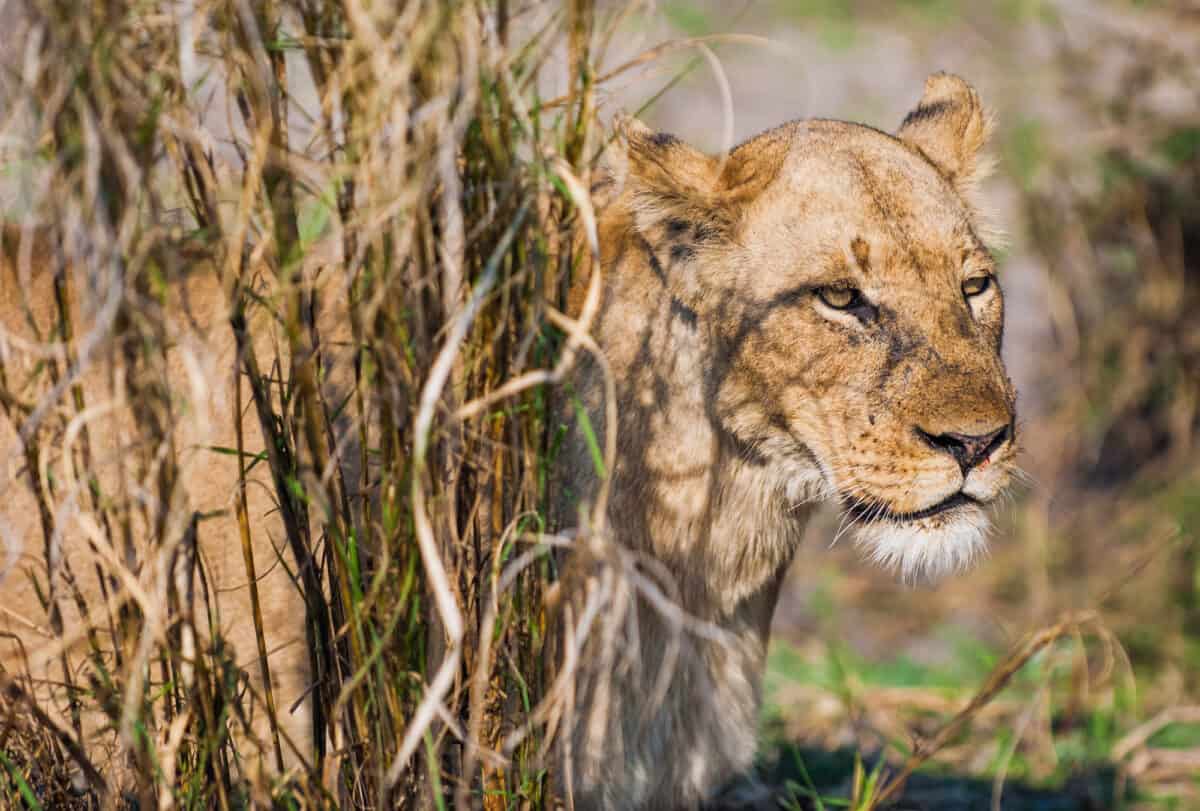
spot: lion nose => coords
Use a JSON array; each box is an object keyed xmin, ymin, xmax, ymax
[{"xmin": 916, "ymin": 424, "xmax": 1012, "ymax": 475}]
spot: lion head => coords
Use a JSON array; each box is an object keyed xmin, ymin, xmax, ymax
[{"xmin": 613, "ymin": 73, "xmax": 1017, "ymax": 582}]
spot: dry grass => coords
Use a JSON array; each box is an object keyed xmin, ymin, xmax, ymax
[
  {"xmin": 0, "ymin": 2, "xmax": 1197, "ymax": 810},
  {"xmin": 0, "ymin": 1, "xmax": 618, "ymax": 807}
]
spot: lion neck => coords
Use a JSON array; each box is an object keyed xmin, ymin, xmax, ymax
[
  {"xmin": 562, "ymin": 222, "xmax": 817, "ymax": 809},
  {"xmin": 593, "ymin": 226, "xmax": 816, "ymax": 622}
]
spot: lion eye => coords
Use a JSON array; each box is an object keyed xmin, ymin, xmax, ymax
[
  {"xmin": 962, "ymin": 275, "xmax": 992, "ymax": 298},
  {"xmin": 817, "ymin": 286, "xmax": 862, "ymax": 310}
]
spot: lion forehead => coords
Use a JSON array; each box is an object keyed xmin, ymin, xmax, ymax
[{"xmin": 741, "ymin": 123, "xmax": 973, "ymax": 256}]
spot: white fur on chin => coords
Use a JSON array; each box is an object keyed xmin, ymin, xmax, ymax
[{"xmin": 853, "ymin": 504, "xmax": 990, "ymax": 584}]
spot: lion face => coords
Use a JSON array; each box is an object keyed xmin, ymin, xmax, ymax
[{"xmin": 620, "ymin": 74, "xmax": 1016, "ymax": 581}]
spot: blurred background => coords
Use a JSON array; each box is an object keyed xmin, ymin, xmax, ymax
[
  {"xmin": 2, "ymin": 0, "xmax": 1190, "ymax": 806},
  {"xmin": 577, "ymin": 1, "xmax": 1200, "ymax": 807}
]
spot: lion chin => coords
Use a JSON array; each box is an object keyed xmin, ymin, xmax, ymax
[{"xmin": 853, "ymin": 503, "xmax": 991, "ymax": 584}]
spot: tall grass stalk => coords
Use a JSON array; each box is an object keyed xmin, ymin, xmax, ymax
[{"xmin": 0, "ymin": 1, "xmax": 618, "ymax": 807}]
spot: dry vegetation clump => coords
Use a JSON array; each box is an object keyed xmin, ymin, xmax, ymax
[
  {"xmin": 0, "ymin": 683, "xmax": 99, "ymax": 810},
  {"xmin": 0, "ymin": 1, "xmax": 621, "ymax": 807},
  {"xmin": 1012, "ymin": 14, "xmax": 1200, "ymax": 797},
  {"xmin": 1021, "ymin": 6, "xmax": 1200, "ymax": 654}
]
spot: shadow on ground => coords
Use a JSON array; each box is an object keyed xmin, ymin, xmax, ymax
[{"xmin": 741, "ymin": 744, "xmax": 1123, "ymax": 811}]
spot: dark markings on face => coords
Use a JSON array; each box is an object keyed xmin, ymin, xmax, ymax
[
  {"xmin": 639, "ymin": 236, "xmax": 667, "ymax": 282},
  {"xmin": 665, "ymin": 218, "xmax": 690, "ymax": 239},
  {"xmin": 851, "ymin": 236, "xmax": 871, "ymax": 274},
  {"xmin": 847, "ymin": 153, "xmax": 927, "ymax": 282},
  {"xmin": 693, "ymin": 222, "xmax": 716, "ymax": 243},
  {"xmin": 722, "ymin": 426, "xmax": 770, "ymax": 467},
  {"xmin": 876, "ymin": 304, "xmax": 926, "ymax": 388},
  {"xmin": 953, "ymin": 306, "xmax": 974, "ymax": 339},
  {"xmin": 995, "ymin": 293, "xmax": 1005, "ymax": 351},
  {"xmin": 670, "ymin": 243, "xmax": 695, "ymax": 263},
  {"xmin": 670, "ymin": 297, "xmax": 698, "ymax": 328},
  {"xmin": 649, "ymin": 131, "xmax": 680, "ymax": 148}
]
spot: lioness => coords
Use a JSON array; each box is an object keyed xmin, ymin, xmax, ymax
[
  {"xmin": 0, "ymin": 229, "xmax": 315, "ymax": 777},
  {"xmin": 1, "ymin": 70, "xmax": 1016, "ymax": 809},
  {"xmin": 559, "ymin": 73, "xmax": 1017, "ymax": 810}
]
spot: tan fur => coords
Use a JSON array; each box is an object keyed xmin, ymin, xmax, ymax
[
  {"xmin": 0, "ymin": 228, "xmax": 317, "ymax": 780},
  {"xmin": 0, "ymin": 71, "xmax": 1016, "ymax": 809},
  {"xmin": 559, "ymin": 74, "xmax": 1018, "ymax": 810}
]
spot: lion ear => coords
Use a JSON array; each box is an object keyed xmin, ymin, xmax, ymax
[
  {"xmin": 897, "ymin": 73, "xmax": 994, "ymax": 196},
  {"xmin": 613, "ymin": 114, "xmax": 722, "ymax": 235}
]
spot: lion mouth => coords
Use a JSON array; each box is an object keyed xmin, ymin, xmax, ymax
[{"xmin": 843, "ymin": 491, "xmax": 978, "ymax": 524}]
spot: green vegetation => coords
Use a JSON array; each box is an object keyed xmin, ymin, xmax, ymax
[
  {"xmin": 0, "ymin": 1, "xmax": 1197, "ymax": 809},
  {"xmin": 0, "ymin": 0, "xmax": 603, "ymax": 807}
]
